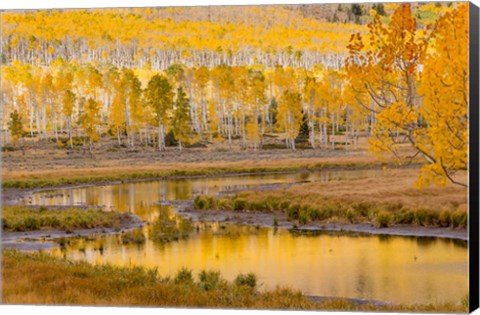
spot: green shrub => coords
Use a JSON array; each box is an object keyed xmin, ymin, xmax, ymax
[
  {"xmin": 279, "ymin": 201, "xmax": 291, "ymax": 211},
  {"xmin": 451, "ymin": 211, "xmax": 467, "ymax": 228},
  {"xmin": 414, "ymin": 209, "xmax": 427, "ymax": 226},
  {"xmin": 194, "ymin": 196, "xmax": 206, "ymax": 209},
  {"xmin": 298, "ymin": 210, "xmax": 309, "ymax": 225},
  {"xmin": 249, "ymin": 201, "xmax": 264, "ymax": 211},
  {"xmin": 1, "ymin": 146, "xmax": 15, "ymax": 152},
  {"xmin": 308, "ymin": 208, "xmax": 321, "ymax": 221},
  {"xmin": 438, "ymin": 211, "xmax": 451, "ymax": 227},
  {"xmin": 233, "ymin": 198, "xmax": 248, "ymax": 211},
  {"xmin": 23, "ymin": 217, "xmax": 39, "ymax": 230},
  {"xmin": 174, "ymin": 267, "xmax": 194, "ymax": 285},
  {"xmin": 352, "ymin": 202, "xmax": 372, "ymax": 218},
  {"xmin": 335, "ymin": 204, "xmax": 349, "ymax": 218},
  {"xmin": 424, "ymin": 210, "xmax": 439, "ymax": 226},
  {"xmin": 376, "ymin": 211, "xmax": 393, "ymax": 228},
  {"xmin": 320, "ymin": 204, "xmax": 336, "ymax": 220},
  {"xmin": 198, "ymin": 270, "xmax": 224, "ymax": 291},
  {"xmin": 234, "ymin": 273, "xmax": 257, "ymax": 288},
  {"xmin": 286, "ymin": 204, "xmax": 300, "ymax": 220},
  {"xmin": 121, "ymin": 229, "xmax": 146, "ymax": 245},
  {"xmin": 38, "ymin": 206, "xmax": 48, "ymax": 212},
  {"xmin": 149, "ymin": 216, "xmax": 192, "ymax": 243},
  {"xmin": 217, "ymin": 199, "xmax": 231, "ymax": 209},
  {"xmin": 394, "ymin": 210, "xmax": 415, "ymax": 225},
  {"xmin": 194, "ymin": 195, "xmax": 217, "ymax": 210},
  {"xmin": 346, "ymin": 209, "xmax": 357, "ymax": 223}
]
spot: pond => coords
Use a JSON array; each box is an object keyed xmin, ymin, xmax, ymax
[{"xmin": 22, "ymin": 168, "xmax": 468, "ymax": 305}]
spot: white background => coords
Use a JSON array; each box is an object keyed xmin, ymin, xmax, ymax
[{"xmin": 0, "ymin": 1, "xmax": 479, "ymax": 315}]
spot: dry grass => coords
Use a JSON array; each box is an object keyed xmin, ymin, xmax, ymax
[
  {"xmin": 195, "ymin": 169, "xmax": 468, "ymax": 228},
  {"xmin": 285, "ymin": 168, "xmax": 468, "ymax": 211},
  {"xmin": 2, "ymin": 155, "xmax": 399, "ymax": 189},
  {"xmin": 2, "ymin": 135, "xmax": 420, "ymax": 188},
  {"xmin": 2, "ymin": 250, "xmax": 466, "ymax": 312}
]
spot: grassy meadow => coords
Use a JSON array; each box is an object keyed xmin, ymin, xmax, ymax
[{"xmin": 1, "ymin": 250, "xmax": 468, "ymax": 312}]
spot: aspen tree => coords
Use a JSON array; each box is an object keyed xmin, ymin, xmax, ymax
[
  {"xmin": 145, "ymin": 74, "xmax": 174, "ymax": 151},
  {"xmin": 278, "ymin": 90, "xmax": 302, "ymax": 150},
  {"xmin": 81, "ymin": 98, "xmax": 101, "ymax": 156}
]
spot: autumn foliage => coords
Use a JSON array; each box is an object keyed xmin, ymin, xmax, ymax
[
  {"xmin": 0, "ymin": 3, "xmax": 470, "ymax": 187},
  {"xmin": 346, "ymin": 3, "xmax": 468, "ymax": 187}
]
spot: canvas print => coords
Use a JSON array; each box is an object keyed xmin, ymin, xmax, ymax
[{"xmin": 0, "ymin": 1, "xmax": 476, "ymax": 312}]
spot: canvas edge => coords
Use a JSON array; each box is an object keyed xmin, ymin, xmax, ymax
[{"xmin": 469, "ymin": 1, "xmax": 480, "ymax": 313}]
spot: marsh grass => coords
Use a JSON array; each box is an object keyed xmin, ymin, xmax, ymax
[
  {"xmin": 121, "ymin": 229, "xmax": 146, "ymax": 245},
  {"xmin": 1, "ymin": 250, "xmax": 466, "ymax": 312},
  {"xmin": 193, "ymin": 168, "xmax": 467, "ymax": 229},
  {"xmin": 193, "ymin": 193, "xmax": 467, "ymax": 229},
  {"xmin": 2, "ymin": 206, "xmax": 129, "ymax": 232},
  {"xmin": 149, "ymin": 216, "xmax": 193, "ymax": 243}
]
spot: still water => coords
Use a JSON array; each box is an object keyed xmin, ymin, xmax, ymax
[{"xmin": 24, "ymin": 169, "xmax": 468, "ymax": 305}]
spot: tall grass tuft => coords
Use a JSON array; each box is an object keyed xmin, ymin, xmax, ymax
[{"xmin": 2, "ymin": 205, "xmax": 130, "ymax": 232}]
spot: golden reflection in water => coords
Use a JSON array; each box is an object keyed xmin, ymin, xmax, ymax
[
  {"xmin": 26, "ymin": 169, "xmax": 468, "ymax": 305},
  {"xmin": 27, "ymin": 170, "xmax": 378, "ymax": 215},
  {"xmin": 51, "ymin": 226, "xmax": 467, "ymax": 305}
]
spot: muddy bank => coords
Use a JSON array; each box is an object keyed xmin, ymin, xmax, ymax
[
  {"xmin": 306, "ymin": 295, "xmax": 395, "ymax": 307},
  {"xmin": 177, "ymin": 204, "xmax": 468, "ymax": 241},
  {"xmin": 2, "ymin": 212, "xmax": 145, "ymax": 251}
]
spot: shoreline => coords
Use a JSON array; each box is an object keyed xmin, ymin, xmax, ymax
[
  {"xmin": 1, "ymin": 163, "xmax": 420, "ymax": 205},
  {"xmin": 2, "ymin": 161, "xmax": 420, "ymax": 190},
  {"xmin": 1, "ymin": 211, "xmax": 145, "ymax": 251},
  {"xmin": 177, "ymin": 204, "xmax": 468, "ymax": 241},
  {"xmin": 1, "ymin": 163, "xmax": 467, "ymax": 246}
]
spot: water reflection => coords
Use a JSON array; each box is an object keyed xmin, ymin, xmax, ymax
[
  {"xmin": 24, "ymin": 169, "xmax": 468, "ymax": 305},
  {"xmin": 26, "ymin": 169, "xmax": 382, "ymax": 214}
]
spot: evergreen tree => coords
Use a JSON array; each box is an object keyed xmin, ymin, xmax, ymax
[
  {"xmin": 351, "ymin": 4, "xmax": 363, "ymax": 16},
  {"xmin": 351, "ymin": 4, "xmax": 363, "ymax": 23},
  {"xmin": 296, "ymin": 110, "xmax": 310, "ymax": 143},
  {"xmin": 373, "ymin": 3, "xmax": 386, "ymax": 16},
  {"xmin": 268, "ymin": 98, "xmax": 278, "ymax": 132},
  {"xmin": 172, "ymin": 86, "xmax": 191, "ymax": 152}
]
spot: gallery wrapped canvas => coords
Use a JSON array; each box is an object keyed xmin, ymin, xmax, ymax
[{"xmin": 0, "ymin": 0, "xmax": 478, "ymax": 313}]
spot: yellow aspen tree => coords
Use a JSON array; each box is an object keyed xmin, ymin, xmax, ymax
[
  {"xmin": 303, "ymin": 74, "xmax": 319, "ymax": 149},
  {"xmin": 414, "ymin": 4, "xmax": 469, "ymax": 187},
  {"xmin": 145, "ymin": 74, "xmax": 174, "ymax": 151},
  {"xmin": 277, "ymin": 90, "xmax": 302, "ymax": 150},
  {"xmin": 192, "ymin": 66, "xmax": 210, "ymax": 137},
  {"xmin": 62, "ymin": 90, "xmax": 76, "ymax": 148},
  {"xmin": 8, "ymin": 109, "xmax": 25, "ymax": 154},
  {"xmin": 81, "ymin": 97, "xmax": 101, "ymax": 156},
  {"xmin": 123, "ymin": 69, "xmax": 143, "ymax": 149},
  {"xmin": 346, "ymin": 4, "xmax": 426, "ymax": 177},
  {"xmin": 39, "ymin": 73, "xmax": 54, "ymax": 141},
  {"xmin": 109, "ymin": 73, "xmax": 126, "ymax": 146},
  {"xmin": 231, "ymin": 66, "xmax": 250, "ymax": 149},
  {"xmin": 248, "ymin": 69, "xmax": 267, "ymax": 149}
]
